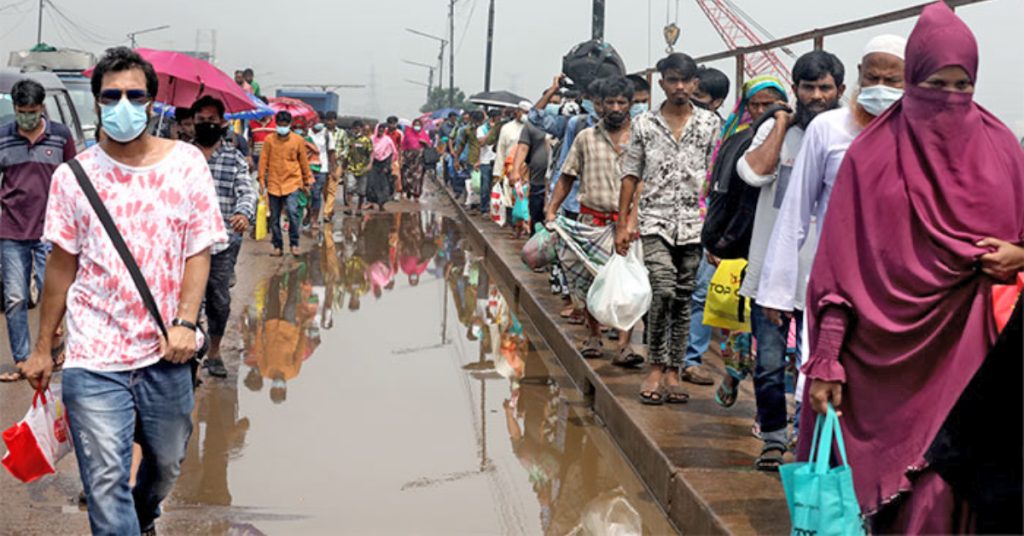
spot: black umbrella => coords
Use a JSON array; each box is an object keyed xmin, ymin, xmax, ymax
[{"xmin": 468, "ymin": 90, "xmax": 529, "ymax": 108}]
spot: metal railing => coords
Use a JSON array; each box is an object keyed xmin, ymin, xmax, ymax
[{"xmin": 645, "ymin": 0, "xmax": 994, "ymax": 94}]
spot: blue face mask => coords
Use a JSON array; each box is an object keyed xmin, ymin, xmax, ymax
[
  {"xmin": 100, "ymin": 98, "xmax": 149, "ymax": 143},
  {"xmin": 629, "ymin": 103, "xmax": 648, "ymax": 118},
  {"xmin": 581, "ymin": 99, "xmax": 596, "ymax": 116},
  {"xmin": 544, "ymin": 103, "xmax": 560, "ymax": 117},
  {"xmin": 276, "ymin": 126, "xmax": 291, "ymax": 136}
]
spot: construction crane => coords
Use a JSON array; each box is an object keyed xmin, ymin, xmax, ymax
[{"xmin": 692, "ymin": 0, "xmax": 794, "ymax": 85}]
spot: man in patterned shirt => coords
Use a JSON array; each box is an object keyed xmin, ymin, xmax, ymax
[
  {"xmin": 192, "ymin": 95, "xmax": 257, "ymax": 378},
  {"xmin": 20, "ymin": 47, "xmax": 227, "ymax": 535},
  {"xmin": 616, "ymin": 53, "xmax": 722, "ymax": 405},
  {"xmin": 345, "ymin": 120, "xmax": 373, "ymax": 214}
]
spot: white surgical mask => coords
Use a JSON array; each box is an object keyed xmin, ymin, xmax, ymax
[{"xmin": 857, "ymin": 85, "xmax": 904, "ymax": 116}]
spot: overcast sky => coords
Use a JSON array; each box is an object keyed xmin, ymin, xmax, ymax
[{"xmin": 1, "ymin": 0, "xmax": 1021, "ymax": 135}]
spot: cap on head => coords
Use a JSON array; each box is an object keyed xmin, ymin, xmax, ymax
[
  {"xmin": 517, "ymin": 100, "xmax": 532, "ymax": 112},
  {"xmin": 862, "ymin": 34, "xmax": 907, "ymax": 62}
]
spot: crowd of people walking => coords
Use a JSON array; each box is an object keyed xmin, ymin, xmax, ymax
[{"xmin": 0, "ymin": 1, "xmax": 1020, "ymax": 533}]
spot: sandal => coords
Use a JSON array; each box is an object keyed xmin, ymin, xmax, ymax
[
  {"xmin": 714, "ymin": 367, "xmax": 742, "ymax": 408},
  {"xmin": 580, "ymin": 336, "xmax": 604, "ymax": 359},
  {"xmin": 639, "ymin": 389, "xmax": 665, "ymax": 405},
  {"xmin": 270, "ymin": 249, "xmax": 284, "ymax": 258},
  {"xmin": 290, "ymin": 246, "xmax": 301, "ymax": 257},
  {"xmin": 639, "ymin": 367, "xmax": 666, "ymax": 405},
  {"xmin": 755, "ymin": 443, "xmax": 787, "ymax": 472},
  {"xmin": 0, "ymin": 363, "xmax": 25, "ymax": 382},
  {"xmin": 665, "ymin": 384, "xmax": 690, "ymax": 404},
  {"xmin": 612, "ymin": 346, "xmax": 644, "ymax": 368},
  {"xmin": 566, "ymin": 311, "xmax": 586, "ymax": 325}
]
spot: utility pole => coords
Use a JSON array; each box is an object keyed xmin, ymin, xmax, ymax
[
  {"xmin": 592, "ymin": 0, "xmax": 605, "ymax": 41},
  {"xmin": 36, "ymin": 0, "xmax": 43, "ymax": 45},
  {"xmin": 484, "ymin": 0, "xmax": 495, "ymax": 92},
  {"xmin": 405, "ymin": 28, "xmax": 448, "ymax": 102},
  {"xmin": 449, "ymin": 0, "xmax": 456, "ymax": 107}
]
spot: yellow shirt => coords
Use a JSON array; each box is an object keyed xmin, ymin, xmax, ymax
[{"xmin": 259, "ymin": 132, "xmax": 313, "ymax": 196}]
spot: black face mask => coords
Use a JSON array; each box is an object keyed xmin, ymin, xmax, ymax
[
  {"xmin": 691, "ymin": 98, "xmax": 712, "ymax": 111},
  {"xmin": 604, "ymin": 110, "xmax": 628, "ymax": 130},
  {"xmin": 194, "ymin": 122, "xmax": 226, "ymax": 147}
]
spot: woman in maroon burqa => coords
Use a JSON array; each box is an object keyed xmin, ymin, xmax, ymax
[{"xmin": 798, "ymin": 2, "xmax": 1024, "ymax": 533}]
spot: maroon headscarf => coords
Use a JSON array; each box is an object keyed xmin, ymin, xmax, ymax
[{"xmin": 801, "ymin": 2, "xmax": 1024, "ymax": 515}]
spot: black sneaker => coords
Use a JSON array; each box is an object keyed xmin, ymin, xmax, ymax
[{"xmin": 204, "ymin": 358, "xmax": 228, "ymax": 378}]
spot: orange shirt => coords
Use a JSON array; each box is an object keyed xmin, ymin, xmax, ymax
[{"xmin": 259, "ymin": 132, "xmax": 313, "ymax": 196}]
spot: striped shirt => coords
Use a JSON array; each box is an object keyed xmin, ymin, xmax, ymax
[
  {"xmin": 206, "ymin": 144, "xmax": 257, "ymax": 254},
  {"xmin": 0, "ymin": 119, "xmax": 76, "ymax": 240}
]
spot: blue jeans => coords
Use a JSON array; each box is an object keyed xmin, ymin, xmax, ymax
[
  {"xmin": 479, "ymin": 163, "xmax": 494, "ymax": 212},
  {"xmin": 269, "ymin": 191, "xmax": 300, "ymax": 250},
  {"xmin": 683, "ymin": 254, "xmax": 715, "ymax": 368},
  {"xmin": 310, "ymin": 172, "xmax": 327, "ymax": 212},
  {"xmin": 751, "ymin": 303, "xmax": 803, "ymax": 443},
  {"xmin": 1, "ymin": 239, "xmax": 47, "ymax": 362},
  {"xmin": 63, "ymin": 360, "xmax": 194, "ymax": 535}
]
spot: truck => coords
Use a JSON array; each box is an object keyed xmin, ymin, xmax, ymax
[
  {"xmin": 274, "ymin": 89, "xmax": 339, "ymax": 117},
  {"xmin": 8, "ymin": 46, "xmax": 97, "ymax": 145}
]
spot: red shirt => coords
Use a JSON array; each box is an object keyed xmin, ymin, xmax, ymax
[
  {"xmin": 250, "ymin": 118, "xmax": 277, "ymax": 156},
  {"xmin": 387, "ymin": 129, "xmax": 403, "ymax": 152}
]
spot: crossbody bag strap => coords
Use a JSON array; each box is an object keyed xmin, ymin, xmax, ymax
[{"xmin": 67, "ymin": 159, "xmax": 168, "ymax": 340}]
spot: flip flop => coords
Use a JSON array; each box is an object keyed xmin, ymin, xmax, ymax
[
  {"xmin": 0, "ymin": 363, "xmax": 24, "ymax": 382},
  {"xmin": 639, "ymin": 389, "xmax": 665, "ymax": 405},
  {"xmin": 612, "ymin": 346, "xmax": 645, "ymax": 368},
  {"xmin": 580, "ymin": 336, "xmax": 604, "ymax": 358},
  {"xmin": 714, "ymin": 368, "xmax": 742, "ymax": 408}
]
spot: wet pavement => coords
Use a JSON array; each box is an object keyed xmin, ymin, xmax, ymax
[{"xmin": 0, "ymin": 195, "xmax": 676, "ymax": 534}]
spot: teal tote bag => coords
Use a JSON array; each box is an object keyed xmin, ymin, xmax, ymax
[{"xmin": 779, "ymin": 404, "xmax": 865, "ymax": 536}]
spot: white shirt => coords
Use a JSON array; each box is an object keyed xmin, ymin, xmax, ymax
[
  {"xmin": 478, "ymin": 124, "xmax": 496, "ymax": 165},
  {"xmin": 494, "ymin": 120, "xmax": 525, "ymax": 178},
  {"xmin": 309, "ymin": 129, "xmax": 329, "ymax": 169},
  {"xmin": 736, "ymin": 118, "xmax": 811, "ymax": 302},
  {"xmin": 756, "ymin": 107, "xmax": 863, "ymax": 312}
]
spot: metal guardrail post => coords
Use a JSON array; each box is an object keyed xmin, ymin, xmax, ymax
[
  {"xmin": 735, "ymin": 55, "xmax": 745, "ymax": 97},
  {"xmin": 814, "ymin": 35, "xmax": 824, "ymax": 51}
]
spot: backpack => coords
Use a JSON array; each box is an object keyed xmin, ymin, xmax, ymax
[
  {"xmin": 701, "ymin": 105, "xmax": 789, "ymax": 260},
  {"xmin": 562, "ymin": 40, "xmax": 626, "ymax": 90}
]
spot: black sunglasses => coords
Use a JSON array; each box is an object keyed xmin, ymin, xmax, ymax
[{"xmin": 98, "ymin": 89, "xmax": 150, "ymax": 106}]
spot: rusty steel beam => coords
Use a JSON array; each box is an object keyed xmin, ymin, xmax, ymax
[
  {"xmin": 692, "ymin": 0, "xmax": 990, "ymax": 64},
  {"xmin": 643, "ymin": 0, "xmax": 993, "ymax": 75}
]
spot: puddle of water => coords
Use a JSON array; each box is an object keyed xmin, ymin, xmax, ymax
[{"xmin": 170, "ymin": 211, "xmax": 675, "ymax": 535}]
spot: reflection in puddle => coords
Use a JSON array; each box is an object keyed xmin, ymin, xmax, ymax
[{"xmin": 171, "ymin": 212, "xmax": 674, "ymax": 535}]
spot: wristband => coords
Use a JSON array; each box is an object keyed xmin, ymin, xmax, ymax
[{"xmin": 171, "ymin": 318, "xmax": 198, "ymax": 331}]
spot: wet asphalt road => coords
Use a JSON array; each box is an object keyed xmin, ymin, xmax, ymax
[{"xmin": 0, "ymin": 191, "xmax": 675, "ymax": 535}]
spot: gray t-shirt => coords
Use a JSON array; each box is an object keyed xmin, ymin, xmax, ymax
[
  {"xmin": 518, "ymin": 122, "xmax": 550, "ymax": 187},
  {"xmin": 736, "ymin": 118, "xmax": 815, "ymax": 306}
]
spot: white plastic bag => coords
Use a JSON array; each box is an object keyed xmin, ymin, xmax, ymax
[
  {"xmin": 2, "ymin": 384, "xmax": 73, "ymax": 483},
  {"xmin": 586, "ymin": 242, "xmax": 651, "ymax": 331}
]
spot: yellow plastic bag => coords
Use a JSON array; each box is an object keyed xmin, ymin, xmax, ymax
[
  {"xmin": 254, "ymin": 196, "xmax": 268, "ymax": 241},
  {"xmin": 704, "ymin": 259, "xmax": 751, "ymax": 332}
]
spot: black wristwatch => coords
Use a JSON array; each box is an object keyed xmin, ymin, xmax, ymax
[{"xmin": 171, "ymin": 318, "xmax": 198, "ymax": 331}]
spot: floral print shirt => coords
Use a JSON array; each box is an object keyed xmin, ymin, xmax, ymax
[
  {"xmin": 621, "ymin": 104, "xmax": 721, "ymax": 246},
  {"xmin": 43, "ymin": 142, "xmax": 228, "ymax": 372}
]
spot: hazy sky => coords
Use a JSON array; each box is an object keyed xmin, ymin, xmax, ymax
[{"xmin": 1, "ymin": 0, "xmax": 1021, "ymax": 134}]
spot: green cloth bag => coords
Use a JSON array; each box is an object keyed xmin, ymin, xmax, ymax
[{"xmin": 779, "ymin": 404, "xmax": 865, "ymax": 536}]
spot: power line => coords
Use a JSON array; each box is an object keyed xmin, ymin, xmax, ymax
[
  {"xmin": 0, "ymin": 7, "xmax": 30, "ymax": 40},
  {"xmin": 454, "ymin": 0, "xmax": 478, "ymax": 57},
  {"xmin": 44, "ymin": 0, "xmax": 118, "ymax": 46},
  {"xmin": 0, "ymin": 0, "xmax": 30, "ymax": 13}
]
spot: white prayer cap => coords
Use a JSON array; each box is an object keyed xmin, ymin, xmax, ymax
[
  {"xmin": 862, "ymin": 34, "xmax": 907, "ymax": 61},
  {"xmin": 517, "ymin": 100, "xmax": 532, "ymax": 111}
]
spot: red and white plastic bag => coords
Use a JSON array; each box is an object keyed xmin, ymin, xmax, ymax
[{"xmin": 2, "ymin": 385, "xmax": 72, "ymax": 483}]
